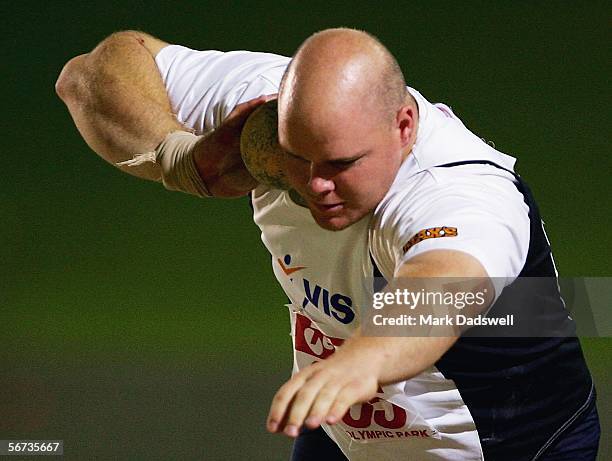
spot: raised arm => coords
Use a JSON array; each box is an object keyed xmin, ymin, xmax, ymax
[
  {"xmin": 56, "ymin": 31, "xmax": 179, "ymax": 181},
  {"xmin": 56, "ymin": 31, "xmax": 262, "ymax": 196}
]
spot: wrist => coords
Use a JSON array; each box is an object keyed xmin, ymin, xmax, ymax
[{"xmin": 156, "ymin": 131, "xmax": 211, "ymax": 197}]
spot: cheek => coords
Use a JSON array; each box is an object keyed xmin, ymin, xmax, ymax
[
  {"xmin": 333, "ymin": 170, "xmax": 373, "ymax": 202},
  {"xmin": 343, "ymin": 161, "xmax": 395, "ymax": 201}
]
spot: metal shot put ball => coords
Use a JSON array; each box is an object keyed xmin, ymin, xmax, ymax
[{"xmin": 240, "ymin": 100, "xmax": 308, "ymax": 207}]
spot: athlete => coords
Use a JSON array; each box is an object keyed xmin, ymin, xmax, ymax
[{"xmin": 56, "ymin": 28, "xmax": 599, "ymax": 460}]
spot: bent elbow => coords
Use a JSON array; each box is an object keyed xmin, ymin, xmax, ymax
[{"xmin": 55, "ymin": 54, "xmax": 87, "ymax": 102}]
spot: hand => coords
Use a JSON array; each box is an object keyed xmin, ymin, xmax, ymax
[
  {"xmin": 194, "ymin": 94, "xmax": 277, "ymax": 197},
  {"xmin": 215, "ymin": 94, "xmax": 278, "ymax": 147},
  {"xmin": 266, "ymin": 345, "xmax": 381, "ymax": 437}
]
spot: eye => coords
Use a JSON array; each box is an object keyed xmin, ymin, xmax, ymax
[
  {"xmin": 288, "ymin": 152, "xmax": 309, "ymax": 163},
  {"xmin": 329, "ymin": 158, "xmax": 358, "ymax": 169}
]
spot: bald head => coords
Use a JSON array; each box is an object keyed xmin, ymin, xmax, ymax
[
  {"xmin": 279, "ymin": 28, "xmax": 410, "ymax": 140},
  {"xmin": 275, "ymin": 29, "xmax": 419, "ymax": 230}
]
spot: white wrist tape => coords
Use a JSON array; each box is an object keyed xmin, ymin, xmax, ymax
[{"xmin": 118, "ymin": 131, "xmax": 211, "ymax": 197}]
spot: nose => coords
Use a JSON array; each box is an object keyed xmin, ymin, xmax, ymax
[{"xmin": 307, "ymin": 164, "xmax": 335, "ymax": 195}]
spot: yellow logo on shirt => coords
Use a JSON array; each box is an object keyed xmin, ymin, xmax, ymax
[{"xmin": 402, "ymin": 227, "xmax": 458, "ymax": 254}]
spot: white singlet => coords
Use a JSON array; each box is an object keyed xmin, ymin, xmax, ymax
[{"xmin": 155, "ymin": 44, "xmax": 532, "ymax": 461}]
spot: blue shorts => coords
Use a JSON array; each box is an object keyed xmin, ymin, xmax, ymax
[
  {"xmin": 537, "ymin": 390, "xmax": 600, "ymax": 461},
  {"xmin": 291, "ymin": 427, "xmax": 346, "ymax": 461}
]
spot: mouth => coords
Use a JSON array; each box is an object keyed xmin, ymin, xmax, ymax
[{"xmin": 312, "ymin": 202, "xmax": 344, "ymax": 214}]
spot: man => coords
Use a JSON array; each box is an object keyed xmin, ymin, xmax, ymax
[{"xmin": 56, "ymin": 29, "xmax": 599, "ymax": 460}]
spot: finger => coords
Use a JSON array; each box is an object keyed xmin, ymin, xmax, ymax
[
  {"xmin": 303, "ymin": 383, "xmax": 342, "ymax": 430},
  {"xmin": 266, "ymin": 367, "xmax": 317, "ymax": 433},
  {"xmin": 325, "ymin": 382, "xmax": 370, "ymax": 425},
  {"xmin": 282, "ymin": 373, "xmax": 330, "ymax": 437},
  {"xmin": 225, "ymin": 95, "xmax": 269, "ymax": 126}
]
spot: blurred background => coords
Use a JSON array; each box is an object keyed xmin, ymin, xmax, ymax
[{"xmin": 2, "ymin": 1, "xmax": 610, "ymax": 459}]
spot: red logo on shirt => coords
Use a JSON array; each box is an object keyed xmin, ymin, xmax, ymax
[
  {"xmin": 402, "ymin": 226, "xmax": 458, "ymax": 254},
  {"xmin": 294, "ymin": 313, "xmax": 344, "ymax": 359}
]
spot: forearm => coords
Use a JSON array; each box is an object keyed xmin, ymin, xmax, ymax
[
  {"xmin": 265, "ymin": 330, "xmax": 458, "ymax": 437},
  {"xmin": 267, "ymin": 250, "xmax": 494, "ymax": 436},
  {"xmin": 336, "ymin": 334, "xmax": 457, "ymax": 386},
  {"xmin": 144, "ymin": 129, "xmax": 258, "ymax": 198},
  {"xmin": 352, "ymin": 249, "xmax": 493, "ymax": 384},
  {"xmin": 56, "ymin": 31, "xmax": 183, "ymax": 181}
]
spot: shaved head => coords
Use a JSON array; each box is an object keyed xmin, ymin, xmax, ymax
[
  {"xmin": 279, "ymin": 28, "xmax": 410, "ymax": 138},
  {"xmin": 277, "ymin": 28, "xmax": 419, "ymax": 231}
]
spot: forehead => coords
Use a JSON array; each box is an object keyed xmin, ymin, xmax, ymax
[
  {"xmin": 283, "ymin": 127, "xmax": 368, "ymax": 162},
  {"xmin": 279, "ymin": 108, "xmax": 388, "ymax": 162}
]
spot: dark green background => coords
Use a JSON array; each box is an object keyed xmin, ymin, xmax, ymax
[{"xmin": 2, "ymin": 1, "xmax": 610, "ymax": 460}]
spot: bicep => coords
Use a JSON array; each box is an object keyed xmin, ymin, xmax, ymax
[
  {"xmin": 398, "ymin": 249, "xmax": 490, "ymax": 279},
  {"xmin": 57, "ymin": 31, "xmax": 184, "ymax": 182},
  {"xmin": 373, "ymin": 174, "xmax": 529, "ymax": 300},
  {"xmin": 398, "ymin": 249, "xmax": 496, "ymax": 312}
]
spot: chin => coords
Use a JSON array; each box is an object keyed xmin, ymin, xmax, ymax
[
  {"xmin": 311, "ymin": 209, "xmax": 362, "ymax": 231},
  {"xmin": 317, "ymin": 219, "xmax": 350, "ymax": 231}
]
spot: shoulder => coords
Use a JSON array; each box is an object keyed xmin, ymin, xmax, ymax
[
  {"xmin": 369, "ymin": 162, "xmax": 530, "ymax": 280},
  {"xmin": 376, "ymin": 162, "xmax": 526, "ymax": 224}
]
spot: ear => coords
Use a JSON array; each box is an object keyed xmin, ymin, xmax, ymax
[{"xmin": 396, "ymin": 104, "xmax": 417, "ymax": 148}]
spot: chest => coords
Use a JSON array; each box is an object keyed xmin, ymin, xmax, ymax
[{"xmin": 254, "ymin": 192, "xmax": 375, "ymax": 337}]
